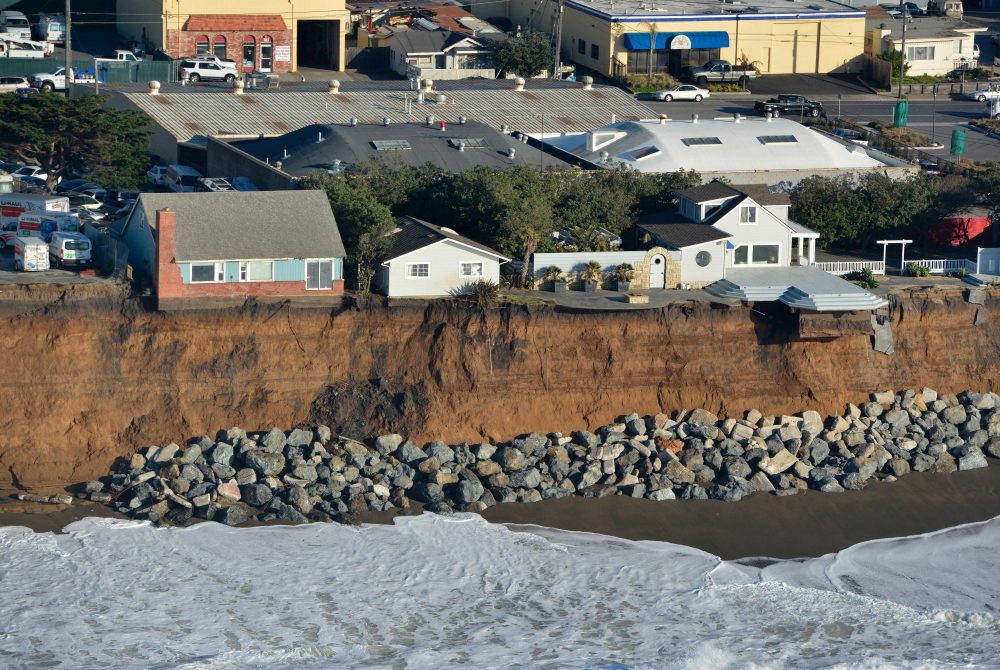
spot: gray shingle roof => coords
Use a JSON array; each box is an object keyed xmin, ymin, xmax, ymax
[
  {"xmin": 387, "ymin": 29, "xmax": 476, "ymax": 54},
  {"xmin": 385, "ymin": 216, "xmax": 508, "ymax": 262},
  {"xmin": 674, "ymin": 181, "xmax": 739, "ymax": 203},
  {"xmin": 636, "ymin": 222, "xmax": 732, "ymax": 249},
  {"xmin": 133, "ymin": 190, "xmax": 345, "ymax": 262},
  {"xmin": 732, "ymin": 184, "xmax": 791, "ymax": 207}
]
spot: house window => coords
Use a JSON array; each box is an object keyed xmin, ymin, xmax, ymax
[
  {"xmin": 406, "ymin": 263, "xmax": 429, "ymax": 278},
  {"xmin": 195, "ymin": 35, "xmax": 209, "ymax": 56},
  {"xmin": 734, "ymin": 245, "xmax": 749, "ymax": 265},
  {"xmin": 213, "ymin": 35, "xmax": 227, "ymax": 60},
  {"xmin": 591, "ymin": 44, "xmax": 599, "ymax": 60},
  {"xmin": 190, "ymin": 262, "xmax": 223, "ymax": 283},
  {"xmin": 243, "ymin": 35, "xmax": 256, "ymax": 70},
  {"xmin": 306, "ymin": 259, "xmax": 334, "ymax": 290},
  {"xmin": 239, "ymin": 260, "xmax": 273, "ymax": 282},
  {"xmin": 752, "ymin": 244, "xmax": 780, "ymax": 264},
  {"xmin": 578, "ymin": 39, "xmax": 585, "ymax": 55},
  {"xmin": 740, "ymin": 206, "xmax": 757, "ymax": 224},
  {"xmin": 907, "ymin": 45, "xmax": 935, "ymax": 61},
  {"xmin": 460, "ymin": 262, "xmax": 484, "ymax": 278}
]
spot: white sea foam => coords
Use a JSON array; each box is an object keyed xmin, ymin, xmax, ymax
[{"xmin": 0, "ymin": 514, "xmax": 998, "ymax": 669}]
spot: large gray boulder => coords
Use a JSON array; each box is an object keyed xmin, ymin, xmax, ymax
[
  {"xmin": 210, "ymin": 442, "xmax": 234, "ymax": 466},
  {"xmin": 497, "ymin": 446, "xmax": 527, "ymax": 471},
  {"xmin": 451, "ymin": 478, "xmax": 485, "ymax": 504},
  {"xmin": 243, "ymin": 450, "xmax": 285, "ymax": 476},
  {"xmin": 374, "ymin": 434, "xmax": 404, "ymax": 455},
  {"xmin": 261, "ymin": 427, "xmax": 287, "ymax": 454},
  {"xmin": 286, "ymin": 428, "xmax": 313, "ymax": 448},
  {"xmin": 395, "ymin": 441, "xmax": 428, "ymax": 464},
  {"xmin": 241, "ymin": 483, "xmax": 273, "ymax": 507}
]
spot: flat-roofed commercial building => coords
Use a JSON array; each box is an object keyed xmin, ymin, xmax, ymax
[
  {"xmin": 491, "ymin": 0, "xmax": 866, "ymax": 78},
  {"xmin": 116, "ymin": 0, "xmax": 351, "ymax": 72}
]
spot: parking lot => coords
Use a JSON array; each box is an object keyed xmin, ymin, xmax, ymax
[{"xmin": 0, "ymin": 249, "xmax": 109, "ymax": 286}]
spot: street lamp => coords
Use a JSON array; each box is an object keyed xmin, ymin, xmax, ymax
[{"xmin": 931, "ymin": 87, "xmax": 937, "ymax": 144}]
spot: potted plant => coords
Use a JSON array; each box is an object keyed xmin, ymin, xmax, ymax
[
  {"xmin": 614, "ymin": 263, "xmax": 635, "ymax": 291},
  {"xmin": 544, "ymin": 265, "xmax": 567, "ymax": 293},
  {"xmin": 581, "ymin": 260, "xmax": 603, "ymax": 292}
]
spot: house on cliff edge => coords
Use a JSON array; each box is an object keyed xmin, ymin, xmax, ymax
[{"xmin": 112, "ymin": 191, "xmax": 345, "ymax": 308}]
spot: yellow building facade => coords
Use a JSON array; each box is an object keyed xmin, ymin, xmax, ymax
[
  {"xmin": 116, "ymin": 0, "xmax": 350, "ymax": 72},
  {"xmin": 496, "ymin": 0, "xmax": 866, "ymax": 78}
]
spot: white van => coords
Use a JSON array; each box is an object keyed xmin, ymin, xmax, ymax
[
  {"xmin": 0, "ymin": 11, "xmax": 31, "ymax": 40},
  {"xmin": 165, "ymin": 165, "xmax": 203, "ymax": 193},
  {"xmin": 12, "ymin": 236, "xmax": 49, "ymax": 271},
  {"xmin": 49, "ymin": 231, "xmax": 91, "ymax": 268},
  {"xmin": 33, "ymin": 13, "xmax": 65, "ymax": 43}
]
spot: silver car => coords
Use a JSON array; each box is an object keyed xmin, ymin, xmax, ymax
[{"xmin": 653, "ymin": 84, "xmax": 711, "ymax": 102}]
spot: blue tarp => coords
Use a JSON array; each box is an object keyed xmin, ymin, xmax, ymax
[{"xmin": 623, "ymin": 31, "xmax": 730, "ymax": 51}]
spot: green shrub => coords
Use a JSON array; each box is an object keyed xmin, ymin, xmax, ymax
[
  {"xmin": 468, "ymin": 279, "xmax": 500, "ymax": 310},
  {"xmin": 844, "ymin": 267, "xmax": 879, "ymax": 289},
  {"xmin": 905, "ymin": 263, "xmax": 931, "ymax": 277},
  {"xmin": 945, "ymin": 267, "xmax": 969, "ymax": 278}
]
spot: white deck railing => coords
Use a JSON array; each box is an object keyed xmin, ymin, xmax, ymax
[
  {"xmin": 905, "ymin": 258, "xmax": 978, "ymax": 274},
  {"xmin": 814, "ymin": 260, "xmax": 886, "ymax": 276}
]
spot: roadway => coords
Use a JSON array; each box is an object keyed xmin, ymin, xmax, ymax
[{"xmin": 639, "ymin": 95, "xmax": 999, "ymax": 162}]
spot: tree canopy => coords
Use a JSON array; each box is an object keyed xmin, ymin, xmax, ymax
[
  {"xmin": 790, "ymin": 173, "xmax": 944, "ymax": 248},
  {"xmin": 487, "ymin": 32, "xmax": 553, "ymax": 79},
  {"xmin": 304, "ymin": 159, "xmax": 701, "ymax": 288},
  {"xmin": 0, "ymin": 93, "xmax": 151, "ymax": 190}
]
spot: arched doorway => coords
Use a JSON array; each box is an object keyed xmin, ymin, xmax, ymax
[
  {"xmin": 195, "ymin": 35, "xmax": 209, "ymax": 56},
  {"xmin": 650, "ymin": 254, "xmax": 666, "ymax": 288},
  {"xmin": 242, "ymin": 35, "xmax": 256, "ymax": 72}
]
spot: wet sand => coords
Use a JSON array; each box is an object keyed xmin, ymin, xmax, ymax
[
  {"xmin": 484, "ymin": 466, "xmax": 1000, "ymax": 559},
  {"xmin": 3, "ymin": 466, "xmax": 999, "ymax": 559}
]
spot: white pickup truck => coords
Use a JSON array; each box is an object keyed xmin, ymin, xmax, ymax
[
  {"xmin": 0, "ymin": 38, "xmax": 52, "ymax": 59},
  {"xmin": 31, "ymin": 66, "xmax": 96, "ymax": 92}
]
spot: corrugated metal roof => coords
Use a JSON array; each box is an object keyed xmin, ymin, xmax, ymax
[{"xmin": 123, "ymin": 83, "xmax": 655, "ymax": 142}]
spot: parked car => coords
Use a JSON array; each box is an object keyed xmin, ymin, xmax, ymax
[
  {"xmin": 926, "ymin": 0, "xmax": 962, "ymax": 17},
  {"xmin": 0, "ymin": 10, "xmax": 32, "ymax": 40},
  {"xmin": 0, "ymin": 75, "xmax": 30, "ymax": 93},
  {"xmin": 831, "ymin": 128, "xmax": 869, "ymax": 146},
  {"xmin": 185, "ymin": 55, "xmax": 237, "ymax": 68},
  {"xmin": 70, "ymin": 206, "xmax": 103, "ymax": 221},
  {"xmin": 73, "ymin": 185, "xmax": 110, "ymax": 201},
  {"xmin": 16, "ymin": 175, "xmax": 46, "ymax": 191},
  {"xmin": 917, "ymin": 159, "xmax": 942, "ymax": 176},
  {"xmin": 754, "ymin": 94, "xmax": 825, "ymax": 118},
  {"xmin": 650, "ymin": 84, "xmax": 710, "ymax": 102},
  {"xmin": 48, "ymin": 231, "xmax": 91, "ymax": 268},
  {"xmin": 11, "ymin": 165, "xmax": 46, "ymax": 181},
  {"xmin": 54, "ymin": 178, "xmax": 92, "ymax": 194},
  {"xmin": 67, "ymin": 193, "xmax": 102, "ymax": 210},
  {"xmin": 178, "ymin": 59, "xmax": 238, "ymax": 83},
  {"xmin": 687, "ymin": 60, "xmax": 757, "ymax": 87},
  {"xmin": 967, "ymin": 86, "xmax": 1000, "ymax": 103},
  {"xmin": 146, "ymin": 165, "xmax": 169, "ymax": 185}
]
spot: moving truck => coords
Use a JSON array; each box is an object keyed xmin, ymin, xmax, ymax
[
  {"xmin": 12, "ymin": 236, "xmax": 49, "ymax": 271},
  {"xmin": 0, "ymin": 194, "xmax": 70, "ymax": 246},
  {"xmin": 17, "ymin": 212, "xmax": 80, "ymax": 241},
  {"xmin": 33, "ymin": 13, "xmax": 65, "ymax": 43},
  {"xmin": 165, "ymin": 165, "xmax": 202, "ymax": 192}
]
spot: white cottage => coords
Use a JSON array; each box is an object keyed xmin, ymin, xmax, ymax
[
  {"xmin": 375, "ymin": 216, "xmax": 509, "ymax": 298},
  {"xmin": 636, "ymin": 182, "xmax": 820, "ymax": 288}
]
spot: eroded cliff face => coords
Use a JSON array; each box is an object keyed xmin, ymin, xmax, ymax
[{"xmin": 0, "ymin": 283, "xmax": 996, "ymax": 488}]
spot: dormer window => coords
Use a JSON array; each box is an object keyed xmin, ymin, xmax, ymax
[{"xmin": 740, "ymin": 205, "xmax": 757, "ymax": 225}]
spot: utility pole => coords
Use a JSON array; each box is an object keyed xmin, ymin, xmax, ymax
[
  {"xmin": 64, "ymin": 0, "xmax": 72, "ymax": 96},
  {"xmin": 552, "ymin": 0, "xmax": 564, "ymax": 79},
  {"xmin": 897, "ymin": 20, "xmax": 907, "ymax": 99}
]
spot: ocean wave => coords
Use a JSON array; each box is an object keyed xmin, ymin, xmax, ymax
[{"xmin": 0, "ymin": 514, "xmax": 998, "ymax": 669}]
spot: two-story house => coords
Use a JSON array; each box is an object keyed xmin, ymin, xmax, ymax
[{"xmin": 635, "ymin": 182, "xmax": 820, "ymax": 288}]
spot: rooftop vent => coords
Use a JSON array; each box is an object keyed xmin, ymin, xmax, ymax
[
  {"xmin": 350, "ymin": 117, "xmax": 358, "ymax": 126},
  {"xmin": 383, "ymin": 116, "xmax": 391, "ymax": 126},
  {"xmin": 758, "ymin": 135, "xmax": 798, "ymax": 144},
  {"xmin": 328, "ymin": 79, "xmax": 340, "ymax": 94},
  {"xmin": 440, "ymin": 226, "xmax": 458, "ymax": 235},
  {"xmin": 514, "ymin": 77, "xmax": 525, "ymax": 92}
]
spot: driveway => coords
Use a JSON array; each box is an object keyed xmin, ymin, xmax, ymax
[
  {"xmin": 747, "ymin": 74, "xmax": 874, "ymax": 97},
  {"xmin": 0, "ymin": 250, "xmax": 109, "ymax": 286}
]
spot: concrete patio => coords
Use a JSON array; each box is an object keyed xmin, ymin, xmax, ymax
[{"xmin": 706, "ymin": 266, "xmax": 888, "ymax": 311}]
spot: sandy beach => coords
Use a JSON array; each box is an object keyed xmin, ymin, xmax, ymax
[{"xmin": 3, "ymin": 465, "xmax": 999, "ymax": 559}]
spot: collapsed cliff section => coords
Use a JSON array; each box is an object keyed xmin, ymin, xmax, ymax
[{"xmin": 0, "ymin": 282, "xmax": 993, "ymax": 488}]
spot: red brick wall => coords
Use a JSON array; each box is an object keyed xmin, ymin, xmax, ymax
[
  {"xmin": 166, "ymin": 29, "xmax": 293, "ymax": 73},
  {"xmin": 154, "ymin": 208, "xmax": 344, "ymax": 309}
]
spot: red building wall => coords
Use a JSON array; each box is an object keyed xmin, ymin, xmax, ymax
[
  {"xmin": 154, "ymin": 209, "xmax": 344, "ymax": 309},
  {"xmin": 928, "ymin": 216, "xmax": 992, "ymax": 247},
  {"xmin": 166, "ymin": 24, "xmax": 292, "ymax": 73}
]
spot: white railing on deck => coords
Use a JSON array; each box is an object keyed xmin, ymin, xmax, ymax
[
  {"xmin": 814, "ymin": 260, "xmax": 886, "ymax": 276},
  {"xmin": 905, "ymin": 258, "xmax": 978, "ymax": 274}
]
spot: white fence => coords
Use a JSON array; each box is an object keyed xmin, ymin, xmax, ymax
[
  {"xmin": 816, "ymin": 258, "xmax": 977, "ymax": 276},
  {"xmin": 814, "ymin": 261, "xmax": 886, "ymax": 276}
]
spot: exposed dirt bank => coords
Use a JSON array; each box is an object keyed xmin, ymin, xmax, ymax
[{"xmin": 0, "ymin": 283, "xmax": 995, "ymax": 488}]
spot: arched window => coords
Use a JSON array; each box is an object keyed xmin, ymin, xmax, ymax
[
  {"xmin": 195, "ymin": 35, "xmax": 209, "ymax": 56},
  {"xmin": 260, "ymin": 35, "xmax": 273, "ymax": 72},
  {"xmin": 242, "ymin": 35, "xmax": 256, "ymax": 71},
  {"xmin": 212, "ymin": 35, "xmax": 227, "ymax": 60}
]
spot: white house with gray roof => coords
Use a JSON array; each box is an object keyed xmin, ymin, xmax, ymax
[{"xmin": 112, "ymin": 190, "xmax": 345, "ymax": 306}]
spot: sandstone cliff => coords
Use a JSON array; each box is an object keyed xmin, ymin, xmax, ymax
[{"xmin": 0, "ymin": 283, "xmax": 994, "ymax": 488}]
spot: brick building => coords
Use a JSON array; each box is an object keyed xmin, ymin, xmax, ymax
[
  {"xmin": 112, "ymin": 191, "xmax": 345, "ymax": 308},
  {"xmin": 116, "ymin": 0, "xmax": 350, "ymax": 72}
]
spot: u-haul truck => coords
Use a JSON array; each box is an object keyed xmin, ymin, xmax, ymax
[{"xmin": 0, "ymin": 194, "xmax": 69, "ymax": 247}]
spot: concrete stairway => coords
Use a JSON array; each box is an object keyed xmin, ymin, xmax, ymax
[{"xmin": 706, "ymin": 279, "xmax": 887, "ymax": 312}]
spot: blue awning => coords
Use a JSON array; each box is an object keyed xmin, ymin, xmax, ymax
[{"xmin": 623, "ymin": 31, "xmax": 730, "ymax": 51}]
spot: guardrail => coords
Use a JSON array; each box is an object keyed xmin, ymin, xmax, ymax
[{"xmin": 814, "ymin": 260, "xmax": 886, "ymax": 276}]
